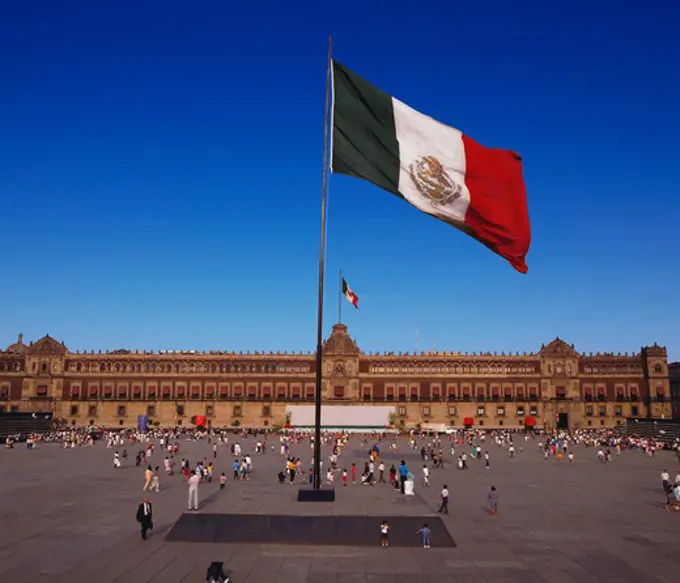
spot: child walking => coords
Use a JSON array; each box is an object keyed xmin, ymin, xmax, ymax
[
  {"xmin": 417, "ymin": 523, "xmax": 431, "ymax": 548},
  {"xmin": 380, "ymin": 520, "xmax": 389, "ymax": 547},
  {"xmin": 488, "ymin": 486, "xmax": 499, "ymax": 516}
]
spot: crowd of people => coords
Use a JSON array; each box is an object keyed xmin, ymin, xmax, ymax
[{"xmin": 5, "ymin": 422, "xmax": 680, "ymax": 545}]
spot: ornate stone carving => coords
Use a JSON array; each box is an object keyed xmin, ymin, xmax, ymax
[
  {"xmin": 6, "ymin": 333, "xmax": 28, "ymax": 355},
  {"xmin": 26, "ymin": 335, "xmax": 68, "ymax": 355},
  {"xmin": 540, "ymin": 337, "xmax": 579, "ymax": 358},
  {"xmin": 322, "ymin": 324, "xmax": 360, "ymax": 356}
]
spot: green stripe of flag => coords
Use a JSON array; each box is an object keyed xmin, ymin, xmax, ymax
[{"xmin": 331, "ymin": 60, "xmax": 400, "ymax": 197}]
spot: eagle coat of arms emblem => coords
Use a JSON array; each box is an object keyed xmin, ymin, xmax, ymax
[{"xmin": 409, "ymin": 155, "xmax": 462, "ymax": 206}]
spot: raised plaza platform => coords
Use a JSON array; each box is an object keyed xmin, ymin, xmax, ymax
[{"xmin": 166, "ymin": 513, "xmax": 455, "ymax": 547}]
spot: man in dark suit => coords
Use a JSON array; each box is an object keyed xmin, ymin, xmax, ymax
[{"xmin": 136, "ymin": 497, "xmax": 153, "ymax": 540}]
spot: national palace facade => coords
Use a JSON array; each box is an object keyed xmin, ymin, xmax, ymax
[{"xmin": 0, "ymin": 324, "xmax": 672, "ymax": 430}]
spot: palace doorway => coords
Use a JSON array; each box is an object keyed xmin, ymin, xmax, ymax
[{"xmin": 557, "ymin": 412, "xmax": 569, "ymax": 430}]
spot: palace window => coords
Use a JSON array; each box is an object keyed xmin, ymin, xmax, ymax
[
  {"xmin": 334, "ymin": 386, "xmax": 344, "ymax": 399},
  {"xmin": 386, "ymin": 387, "xmax": 394, "ymax": 401},
  {"xmin": 206, "ymin": 405, "xmax": 214, "ymax": 417},
  {"xmin": 631, "ymin": 405, "xmax": 639, "ymax": 416},
  {"xmin": 598, "ymin": 406, "xmax": 606, "ymax": 417},
  {"xmin": 477, "ymin": 406, "xmax": 486, "ymax": 417},
  {"xmin": 448, "ymin": 406, "xmax": 457, "ymax": 416},
  {"xmin": 206, "ymin": 386, "xmax": 215, "ymax": 398},
  {"xmin": 147, "ymin": 405, "xmax": 156, "ymax": 417},
  {"xmin": 597, "ymin": 387, "xmax": 606, "ymax": 401},
  {"xmin": 447, "ymin": 387, "xmax": 457, "ymax": 401},
  {"xmin": 88, "ymin": 405, "xmax": 97, "ymax": 417},
  {"xmin": 177, "ymin": 387, "xmax": 186, "ymax": 399},
  {"xmin": 70, "ymin": 405, "xmax": 78, "ymax": 416},
  {"xmin": 614, "ymin": 405, "xmax": 622, "ymax": 416},
  {"xmin": 516, "ymin": 387, "xmax": 525, "ymax": 400},
  {"xmin": 398, "ymin": 386, "xmax": 406, "ymax": 402},
  {"xmin": 491, "ymin": 386, "xmax": 500, "ymax": 401},
  {"xmin": 117, "ymin": 405, "xmax": 126, "ymax": 417},
  {"xmin": 398, "ymin": 406, "xmax": 407, "ymax": 417},
  {"xmin": 497, "ymin": 406, "xmax": 505, "ymax": 417},
  {"xmin": 147, "ymin": 386, "xmax": 157, "ymax": 398},
  {"xmin": 410, "ymin": 387, "xmax": 419, "ymax": 402},
  {"xmin": 276, "ymin": 386, "xmax": 286, "ymax": 399},
  {"xmin": 262, "ymin": 405, "xmax": 271, "ymax": 417},
  {"xmin": 586, "ymin": 406, "xmax": 593, "ymax": 416},
  {"xmin": 584, "ymin": 387, "xmax": 594, "ymax": 401},
  {"xmin": 656, "ymin": 387, "xmax": 665, "ymax": 401},
  {"xmin": 516, "ymin": 406, "xmax": 524, "ymax": 417},
  {"xmin": 262, "ymin": 385, "xmax": 272, "ymax": 399},
  {"xmin": 233, "ymin": 405, "xmax": 242, "ymax": 417},
  {"xmin": 305, "ymin": 386, "xmax": 314, "ymax": 401},
  {"xmin": 176, "ymin": 405, "xmax": 185, "ymax": 416},
  {"xmin": 504, "ymin": 387, "xmax": 513, "ymax": 401},
  {"xmin": 362, "ymin": 387, "xmax": 371, "ymax": 402},
  {"xmin": 529, "ymin": 406, "xmax": 538, "ymax": 417},
  {"xmin": 422, "ymin": 406, "xmax": 431, "ymax": 417},
  {"xmin": 191, "ymin": 386, "xmax": 201, "ymax": 399},
  {"xmin": 431, "ymin": 386, "xmax": 441, "ymax": 400},
  {"xmin": 247, "ymin": 386, "xmax": 257, "ymax": 400},
  {"xmin": 556, "ymin": 387, "xmax": 566, "ymax": 400}
]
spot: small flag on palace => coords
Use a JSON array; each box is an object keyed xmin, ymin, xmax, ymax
[
  {"xmin": 331, "ymin": 61, "xmax": 531, "ymax": 273},
  {"xmin": 342, "ymin": 278, "xmax": 359, "ymax": 309}
]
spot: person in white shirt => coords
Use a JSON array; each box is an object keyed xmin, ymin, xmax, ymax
[
  {"xmin": 438, "ymin": 485, "xmax": 449, "ymax": 514},
  {"xmin": 422, "ymin": 464, "xmax": 430, "ymax": 487},
  {"xmin": 661, "ymin": 470, "xmax": 670, "ymax": 492},
  {"xmin": 188, "ymin": 472, "xmax": 200, "ymax": 511}
]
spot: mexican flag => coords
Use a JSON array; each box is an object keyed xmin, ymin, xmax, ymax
[
  {"xmin": 331, "ymin": 61, "xmax": 531, "ymax": 273},
  {"xmin": 342, "ymin": 278, "xmax": 359, "ymax": 309}
]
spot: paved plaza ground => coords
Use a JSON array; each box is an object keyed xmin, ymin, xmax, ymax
[{"xmin": 1, "ymin": 435, "xmax": 679, "ymax": 583}]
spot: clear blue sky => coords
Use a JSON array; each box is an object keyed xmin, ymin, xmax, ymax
[{"xmin": 1, "ymin": 1, "xmax": 679, "ymax": 360}]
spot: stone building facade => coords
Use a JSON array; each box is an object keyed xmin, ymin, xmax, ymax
[
  {"xmin": 0, "ymin": 325, "xmax": 672, "ymax": 430},
  {"xmin": 670, "ymin": 362, "xmax": 680, "ymax": 419}
]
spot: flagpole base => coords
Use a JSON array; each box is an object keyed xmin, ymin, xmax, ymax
[{"xmin": 297, "ymin": 488, "xmax": 336, "ymax": 503}]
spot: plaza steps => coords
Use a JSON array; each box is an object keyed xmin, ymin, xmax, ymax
[
  {"xmin": 0, "ymin": 412, "xmax": 53, "ymax": 440},
  {"xmin": 622, "ymin": 417, "xmax": 680, "ymax": 445}
]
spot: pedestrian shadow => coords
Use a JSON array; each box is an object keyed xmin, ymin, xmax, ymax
[{"xmin": 197, "ymin": 487, "xmax": 222, "ymax": 510}]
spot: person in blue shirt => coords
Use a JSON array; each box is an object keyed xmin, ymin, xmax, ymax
[
  {"xmin": 398, "ymin": 460, "xmax": 409, "ymax": 494},
  {"xmin": 232, "ymin": 459, "xmax": 240, "ymax": 480}
]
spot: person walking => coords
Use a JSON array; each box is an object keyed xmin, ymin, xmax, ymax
[
  {"xmin": 135, "ymin": 497, "xmax": 153, "ymax": 540},
  {"xmin": 188, "ymin": 471, "xmax": 200, "ymax": 511},
  {"xmin": 488, "ymin": 486, "xmax": 499, "ymax": 516},
  {"xmin": 398, "ymin": 461, "xmax": 409, "ymax": 494},
  {"xmin": 142, "ymin": 465, "xmax": 153, "ymax": 491},
  {"xmin": 438, "ymin": 484, "xmax": 449, "ymax": 514}
]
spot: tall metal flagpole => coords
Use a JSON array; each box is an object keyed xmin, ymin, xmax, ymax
[
  {"xmin": 338, "ymin": 269, "xmax": 343, "ymax": 324},
  {"xmin": 312, "ymin": 35, "xmax": 333, "ymax": 491}
]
